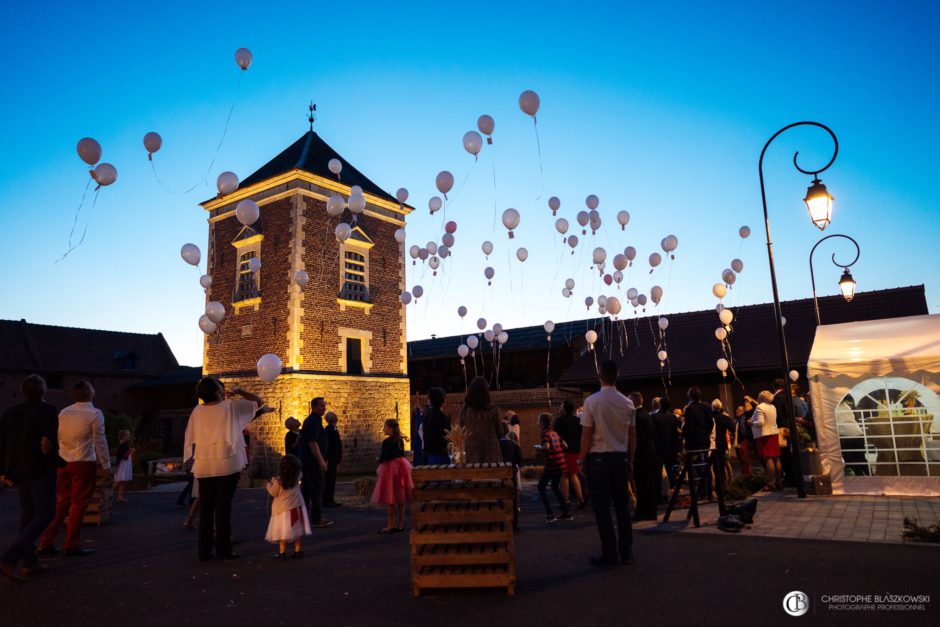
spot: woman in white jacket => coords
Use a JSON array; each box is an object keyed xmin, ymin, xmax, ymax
[{"xmin": 748, "ymin": 390, "xmax": 782, "ymax": 491}]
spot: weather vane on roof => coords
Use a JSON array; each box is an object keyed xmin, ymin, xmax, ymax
[{"xmin": 308, "ymin": 102, "xmax": 317, "ymax": 131}]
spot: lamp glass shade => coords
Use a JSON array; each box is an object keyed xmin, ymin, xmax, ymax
[
  {"xmin": 804, "ymin": 178, "xmax": 833, "ymax": 230},
  {"xmin": 839, "ymin": 269, "xmax": 856, "ymax": 302}
]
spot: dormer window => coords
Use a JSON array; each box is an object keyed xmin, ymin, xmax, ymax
[
  {"xmin": 337, "ymin": 227, "xmax": 374, "ymax": 313},
  {"xmin": 232, "ymin": 225, "xmax": 263, "ymax": 308}
]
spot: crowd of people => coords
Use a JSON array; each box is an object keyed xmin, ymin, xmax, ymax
[{"xmin": 1, "ymin": 366, "xmax": 816, "ymax": 581}]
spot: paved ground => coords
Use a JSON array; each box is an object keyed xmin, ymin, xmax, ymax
[{"xmin": 1, "ymin": 484, "xmax": 938, "ymax": 626}]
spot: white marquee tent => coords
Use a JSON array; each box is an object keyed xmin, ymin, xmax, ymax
[{"xmin": 808, "ymin": 314, "xmax": 940, "ymax": 496}]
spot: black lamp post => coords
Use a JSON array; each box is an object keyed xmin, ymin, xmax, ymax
[
  {"xmin": 759, "ymin": 121, "xmax": 839, "ymax": 499},
  {"xmin": 810, "ymin": 234, "xmax": 860, "ymax": 325}
]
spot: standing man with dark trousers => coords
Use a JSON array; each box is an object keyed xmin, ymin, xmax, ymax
[
  {"xmin": 323, "ymin": 412, "xmax": 343, "ymax": 508},
  {"xmin": 0, "ymin": 375, "xmax": 60, "ymax": 582},
  {"xmin": 579, "ymin": 361, "xmax": 636, "ymax": 568},
  {"xmin": 300, "ymin": 397, "xmax": 332, "ymax": 527}
]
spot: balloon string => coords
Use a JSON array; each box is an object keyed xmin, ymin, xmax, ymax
[
  {"xmin": 203, "ymin": 72, "xmax": 243, "ymax": 183},
  {"xmin": 64, "ymin": 178, "xmax": 91, "ymax": 254},
  {"xmin": 57, "ymin": 186, "xmax": 99, "ymax": 263},
  {"xmin": 448, "ymin": 161, "xmax": 475, "ymax": 211},
  {"xmin": 545, "ymin": 338, "xmax": 552, "ymax": 409},
  {"xmin": 491, "ymin": 153, "xmax": 499, "ymax": 232},
  {"xmin": 532, "ymin": 119, "xmax": 544, "ymax": 200}
]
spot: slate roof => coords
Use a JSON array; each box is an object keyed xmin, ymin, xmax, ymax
[
  {"xmin": 407, "ymin": 286, "xmax": 929, "ymax": 385},
  {"xmin": 237, "ymin": 131, "xmax": 400, "ymax": 204},
  {"xmin": 0, "ymin": 319, "xmax": 180, "ymax": 377},
  {"xmin": 127, "ymin": 366, "xmax": 202, "ymax": 389}
]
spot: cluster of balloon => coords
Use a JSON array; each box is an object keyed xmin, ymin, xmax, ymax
[
  {"xmin": 328, "ymin": 158, "xmax": 342, "ymax": 180},
  {"xmin": 436, "ymin": 171, "xmax": 454, "ymax": 200},
  {"xmin": 202, "ymin": 301, "xmax": 225, "ymax": 335},
  {"xmin": 217, "ymin": 171, "xmax": 239, "ymax": 196},
  {"xmin": 256, "ymin": 353, "xmax": 282, "ymax": 383},
  {"xmin": 180, "ymin": 243, "xmax": 201, "ymax": 267},
  {"xmin": 502, "ymin": 208, "xmax": 520, "ymax": 238},
  {"xmin": 235, "ymin": 198, "xmax": 260, "ymax": 226},
  {"xmin": 660, "ymin": 234, "xmax": 679, "ymax": 260},
  {"xmin": 348, "ymin": 185, "xmax": 366, "ymax": 222},
  {"xmin": 77, "ymin": 138, "xmax": 118, "ymax": 189},
  {"xmin": 143, "ymin": 132, "xmax": 162, "ymax": 161}
]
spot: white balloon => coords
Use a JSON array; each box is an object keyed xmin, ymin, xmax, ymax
[
  {"xmin": 501, "ymin": 208, "xmax": 520, "ymax": 237},
  {"xmin": 781, "ymin": 316, "xmax": 787, "ymax": 327},
  {"xmin": 598, "ymin": 295, "xmax": 608, "ymax": 307},
  {"xmin": 328, "ymin": 158, "xmax": 342, "ymax": 175},
  {"xmin": 458, "ymin": 344, "xmax": 470, "ymax": 359},
  {"xmin": 482, "ymin": 240, "xmax": 494, "ymax": 256},
  {"xmin": 518, "ymin": 90, "xmax": 540, "ymax": 117},
  {"xmin": 790, "ymin": 369, "xmax": 799, "ymax": 382},
  {"xmin": 722, "ymin": 269, "xmax": 736, "ymax": 285},
  {"xmin": 717, "ymin": 358, "xmax": 729, "ymax": 372},
  {"xmin": 396, "ymin": 187, "xmax": 409, "ymax": 203},
  {"xmin": 412, "ymin": 285, "xmax": 424, "ymax": 299},
  {"xmin": 345, "ymin": 185, "xmax": 359, "ymax": 196},
  {"xmin": 235, "ymin": 199, "xmax": 260, "ymax": 226},
  {"xmin": 143, "ymin": 132, "xmax": 162, "ymax": 156},
  {"xmin": 555, "ymin": 218, "xmax": 569, "ymax": 235},
  {"xmin": 457, "ymin": 306, "xmax": 467, "ymax": 318},
  {"xmin": 592, "ymin": 247, "xmax": 607, "ymax": 265},
  {"xmin": 731, "ymin": 258, "xmax": 744, "ymax": 273},
  {"xmin": 649, "ymin": 252, "xmax": 662, "ymax": 268},
  {"xmin": 658, "ymin": 317, "xmax": 669, "ymax": 331},
  {"xmin": 585, "ymin": 330, "xmax": 598, "ymax": 345},
  {"xmin": 630, "ymin": 298, "xmax": 639, "ymax": 308},
  {"xmin": 335, "ymin": 223, "xmax": 352, "ymax": 242},
  {"xmin": 613, "ymin": 270, "xmax": 623, "ymax": 284},
  {"xmin": 715, "ymin": 327, "xmax": 728, "ymax": 341},
  {"xmin": 562, "ymin": 287, "xmax": 572, "ymax": 298},
  {"xmin": 598, "ymin": 305, "xmax": 607, "ymax": 315},
  {"xmin": 180, "ymin": 243, "xmax": 201, "ymax": 266},
  {"xmin": 394, "ymin": 228, "xmax": 406, "ymax": 243},
  {"xmin": 739, "ymin": 225, "xmax": 751, "ymax": 239},
  {"xmin": 565, "ymin": 278, "xmax": 575, "ymax": 290},
  {"xmin": 198, "ymin": 314, "xmax": 217, "ymax": 335},
  {"xmin": 429, "ymin": 256, "xmax": 440, "ymax": 270},
  {"xmin": 584, "ymin": 296, "xmax": 594, "ymax": 309},
  {"xmin": 462, "ymin": 131, "xmax": 483, "ymax": 156},
  {"xmin": 426, "ymin": 241, "xmax": 438, "ymax": 255},
  {"xmin": 651, "ymin": 285, "xmax": 663, "ymax": 304},
  {"xmin": 294, "ymin": 270, "xmax": 309, "ymax": 287},
  {"xmin": 348, "ymin": 193, "xmax": 366, "ymax": 214},
  {"xmin": 712, "ymin": 283, "xmax": 727, "ymax": 299},
  {"xmin": 627, "ymin": 287, "xmax": 638, "ymax": 300},
  {"xmin": 497, "ymin": 332, "xmax": 509, "ymax": 345},
  {"xmin": 248, "ymin": 257, "xmax": 261, "ymax": 273},
  {"xmin": 484, "ymin": 267, "xmax": 495, "ymax": 281},
  {"xmin": 616, "ymin": 211, "xmax": 630, "ymax": 229},
  {"xmin": 438, "ymin": 245, "xmax": 450, "ymax": 259},
  {"xmin": 477, "ymin": 114, "xmax": 495, "ymax": 136},
  {"xmin": 658, "ymin": 350, "xmax": 668, "ymax": 363},
  {"xmin": 467, "ymin": 335, "xmax": 479, "ymax": 350},
  {"xmin": 516, "ymin": 247, "xmax": 528, "ymax": 262},
  {"xmin": 484, "ymin": 330, "xmax": 495, "ymax": 343},
  {"xmin": 77, "ymin": 137, "xmax": 101, "ymax": 166},
  {"xmin": 606, "ymin": 297, "xmax": 622, "ymax": 316},
  {"xmin": 326, "ymin": 194, "xmax": 346, "ymax": 217},
  {"xmin": 637, "ymin": 294, "xmax": 648, "ymax": 306},
  {"xmin": 400, "ymin": 291, "xmax": 412, "ymax": 305},
  {"xmin": 548, "ymin": 196, "xmax": 561, "ymax": 214},
  {"xmin": 576, "ymin": 211, "xmax": 589, "ymax": 228},
  {"xmin": 205, "ymin": 301, "xmax": 225, "ymax": 324},
  {"xmin": 409, "ymin": 245, "xmax": 420, "ymax": 260},
  {"xmin": 585, "ymin": 194, "xmax": 599, "ymax": 210},
  {"xmin": 235, "ymin": 47, "xmax": 253, "ymax": 70},
  {"xmin": 429, "ymin": 196, "xmax": 443, "ymax": 214},
  {"xmin": 589, "ymin": 211, "xmax": 601, "ymax": 233},
  {"xmin": 477, "ymin": 318, "xmax": 487, "ymax": 330},
  {"xmin": 435, "ymin": 171, "xmax": 454, "ymax": 195},
  {"xmin": 93, "ymin": 163, "xmax": 117, "ymax": 186},
  {"xmin": 217, "ymin": 171, "xmax": 239, "ymax": 195},
  {"xmin": 544, "ymin": 320, "xmax": 555, "ymax": 334},
  {"xmin": 257, "ymin": 354, "xmax": 283, "ymax": 383},
  {"xmin": 613, "ymin": 254, "xmax": 627, "ymax": 271},
  {"xmin": 567, "ymin": 235, "xmax": 579, "ymax": 250},
  {"xmin": 418, "ymin": 248, "xmax": 429, "ymax": 261},
  {"xmin": 199, "ymin": 274, "xmax": 213, "ymax": 289},
  {"xmin": 624, "ymin": 246, "xmax": 636, "ymax": 261}
]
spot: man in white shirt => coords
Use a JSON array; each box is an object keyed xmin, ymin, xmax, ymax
[
  {"xmin": 38, "ymin": 381, "xmax": 111, "ymax": 557},
  {"xmin": 579, "ymin": 360, "xmax": 636, "ymax": 567}
]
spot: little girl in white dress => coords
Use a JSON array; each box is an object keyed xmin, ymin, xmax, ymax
[{"xmin": 265, "ymin": 454, "xmax": 311, "ymax": 559}]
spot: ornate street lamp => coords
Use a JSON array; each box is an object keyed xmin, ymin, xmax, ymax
[
  {"xmin": 759, "ymin": 121, "xmax": 839, "ymax": 499},
  {"xmin": 810, "ymin": 233, "xmax": 860, "ymax": 325}
]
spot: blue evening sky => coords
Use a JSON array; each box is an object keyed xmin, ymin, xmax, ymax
[{"xmin": 1, "ymin": 1, "xmax": 937, "ymax": 367}]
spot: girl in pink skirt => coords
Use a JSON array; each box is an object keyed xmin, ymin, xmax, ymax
[{"xmin": 372, "ymin": 419, "xmax": 413, "ymax": 534}]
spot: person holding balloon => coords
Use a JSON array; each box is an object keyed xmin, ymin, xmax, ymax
[{"xmin": 183, "ymin": 377, "xmax": 265, "ymax": 561}]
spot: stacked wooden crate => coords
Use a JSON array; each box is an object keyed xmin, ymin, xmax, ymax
[
  {"xmin": 82, "ymin": 467, "xmax": 114, "ymax": 526},
  {"xmin": 410, "ymin": 463, "xmax": 515, "ymax": 597}
]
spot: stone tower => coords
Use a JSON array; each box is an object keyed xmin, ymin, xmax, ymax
[{"xmin": 200, "ymin": 129, "xmax": 413, "ymax": 473}]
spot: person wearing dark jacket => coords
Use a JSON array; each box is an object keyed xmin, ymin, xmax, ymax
[
  {"xmin": 553, "ymin": 400, "xmax": 586, "ymax": 508},
  {"xmin": 629, "ymin": 392, "xmax": 660, "ymax": 521},
  {"xmin": 682, "ymin": 387, "xmax": 714, "ymax": 452},
  {"xmin": 653, "ymin": 397, "xmax": 679, "ymax": 488},
  {"xmin": 284, "ymin": 417, "xmax": 301, "ymax": 456},
  {"xmin": 710, "ymin": 400, "xmax": 736, "ymax": 496},
  {"xmin": 323, "ymin": 412, "xmax": 343, "ymax": 507},
  {"xmin": 421, "ymin": 388, "xmax": 451, "ymax": 465},
  {"xmin": 0, "ymin": 375, "xmax": 60, "ymax": 582},
  {"xmin": 772, "ymin": 378, "xmax": 796, "ymax": 487},
  {"xmin": 499, "ymin": 428, "xmax": 523, "ymax": 531}
]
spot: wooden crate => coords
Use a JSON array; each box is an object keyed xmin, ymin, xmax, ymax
[{"xmin": 410, "ymin": 463, "xmax": 515, "ymax": 597}]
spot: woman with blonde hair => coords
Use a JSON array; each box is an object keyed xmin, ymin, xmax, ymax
[
  {"xmin": 456, "ymin": 377, "xmax": 503, "ymax": 463},
  {"xmin": 748, "ymin": 390, "xmax": 782, "ymax": 491}
]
